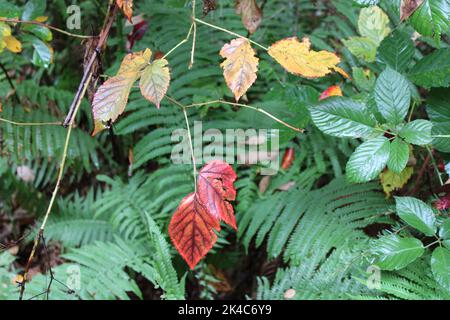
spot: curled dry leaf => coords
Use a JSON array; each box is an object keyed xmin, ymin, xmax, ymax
[
  {"xmin": 400, "ymin": 0, "xmax": 425, "ymax": 21},
  {"xmin": 202, "ymin": 0, "xmax": 217, "ymax": 16},
  {"xmin": 220, "ymin": 38, "xmax": 259, "ymax": 101},
  {"xmin": 116, "ymin": 0, "xmax": 133, "ymax": 22},
  {"xmin": 236, "ymin": 0, "xmax": 263, "ymax": 34},
  {"xmin": 139, "ymin": 58, "xmax": 171, "ymax": 109},
  {"xmin": 268, "ymin": 37, "xmax": 342, "ymax": 78},
  {"xmin": 169, "ymin": 160, "xmax": 237, "ymax": 269},
  {"xmin": 92, "ymin": 49, "xmax": 151, "ymax": 136},
  {"xmin": 319, "ymin": 85, "xmax": 343, "ymax": 101}
]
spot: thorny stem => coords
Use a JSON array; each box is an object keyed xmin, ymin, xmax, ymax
[
  {"xmin": 184, "ymin": 99, "xmax": 304, "ymax": 132},
  {"xmin": 63, "ymin": 3, "xmax": 118, "ymax": 126},
  {"xmin": 194, "ymin": 18, "xmax": 269, "ymax": 51},
  {"xmin": 0, "ymin": 18, "xmax": 95, "ymax": 39},
  {"xmin": 19, "ymin": 2, "xmax": 118, "ymax": 300},
  {"xmin": 18, "ymin": 72, "xmax": 93, "ymax": 300}
]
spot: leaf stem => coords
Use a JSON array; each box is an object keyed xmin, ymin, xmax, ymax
[
  {"xmin": 184, "ymin": 99, "xmax": 304, "ymax": 132},
  {"xmin": 425, "ymin": 145, "xmax": 444, "ymax": 186},
  {"xmin": 194, "ymin": 18, "xmax": 269, "ymax": 51},
  {"xmin": 162, "ymin": 23, "xmax": 194, "ymax": 60},
  {"xmin": 0, "ymin": 18, "xmax": 96, "ymax": 39},
  {"xmin": 0, "ymin": 118, "xmax": 61, "ymax": 126},
  {"xmin": 183, "ymin": 108, "xmax": 198, "ymax": 191},
  {"xmin": 189, "ymin": 0, "xmax": 197, "ymax": 69}
]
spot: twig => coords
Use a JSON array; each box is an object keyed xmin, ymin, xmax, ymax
[
  {"xmin": 194, "ymin": 18, "xmax": 269, "ymax": 51},
  {"xmin": 63, "ymin": 4, "xmax": 118, "ymax": 127},
  {"xmin": 0, "ymin": 62, "xmax": 21, "ymax": 104},
  {"xmin": 19, "ymin": 2, "xmax": 118, "ymax": 300},
  {"xmin": 409, "ymin": 154, "xmax": 431, "ymax": 196},
  {"xmin": 0, "ymin": 118, "xmax": 61, "ymax": 126},
  {"xmin": 166, "ymin": 96, "xmax": 197, "ymax": 189},
  {"xmin": 0, "ymin": 18, "xmax": 95, "ymax": 39},
  {"xmin": 426, "ymin": 145, "xmax": 444, "ymax": 186},
  {"xmin": 162, "ymin": 23, "xmax": 194, "ymax": 60},
  {"xmin": 185, "ymin": 99, "xmax": 304, "ymax": 132},
  {"xmin": 189, "ymin": 0, "xmax": 197, "ymax": 69}
]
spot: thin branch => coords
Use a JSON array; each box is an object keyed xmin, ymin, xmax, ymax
[
  {"xmin": 162, "ymin": 23, "xmax": 194, "ymax": 60},
  {"xmin": 0, "ymin": 118, "xmax": 61, "ymax": 126},
  {"xmin": 194, "ymin": 18, "xmax": 269, "ymax": 51},
  {"xmin": 183, "ymin": 107, "xmax": 197, "ymax": 191},
  {"xmin": 185, "ymin": 99, "xmax": 304, "ymax": 132},
  {"xmin": 63, "ymin": 4, "xmax": 118, "ymax": 126},
  {"xmin": 0, "ymin": 18, "xmax": 96, "ymax": 39},
  {"xmin": 166, "ymin": 96, "xmax": 198, "ymax": 189},
  {"xmin": 426, "ymin": 145, "xmax": 444, "ymax": 186},
  {"xmin": 0, "ymin": 62, "xmax": 21, "ymax": 104},
  {"xmin": 189, "ymin": 0, "xmax": 197, "ymax": 69}
]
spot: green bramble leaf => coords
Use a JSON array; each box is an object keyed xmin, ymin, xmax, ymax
[
  {"xmin": 346, "ymin": 136, "xmax": 390, "ymax": 183},
  {"xmin": 395, "ymin": 196, "xmax": 437, "ymax": 236}
]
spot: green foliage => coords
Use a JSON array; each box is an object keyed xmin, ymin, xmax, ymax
[{"xmin": 1, "ymin": 0, "xmax": 449, "ymax": 301}]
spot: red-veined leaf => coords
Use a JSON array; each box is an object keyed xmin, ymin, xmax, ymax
[
  {"xmin": 139, "ymin": 58, "xmax": 171, "ymax": 109},
  {"xmin": 169, "ymin": 161, "xmax": 237, "ymax": 269}
]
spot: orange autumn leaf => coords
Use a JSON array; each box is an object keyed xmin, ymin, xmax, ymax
[
  {"xmin": 319, "ymin": 85, "xmax": 343, "ymax": 101},
  {"xmin": 91, "ymin": 49, "xmax": 151, "ymax": 136},
  {"xmin": 220, "ymin": 38, "xmax": 259, "ymax": 101},
  {"xmin": 268, "ymin": 37, "xmax": 342, "ymax": 78},
  {"xmin": 116, "ymin": 0, "xmax": 133, "ymax": 22},
  {"xmin": 169, "ymin": 161, "xmax": 237, "ymax": 269}
]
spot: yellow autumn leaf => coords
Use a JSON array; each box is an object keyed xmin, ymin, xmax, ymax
[
  {"xmin": 268, "ymin": 37, "xmax": 342, "ymax": 78},
  {"xmin": 4, "ymin": 35, "xmax": 22, "ymax": 53},
  {"xmin": 35, "ymin": 16, "xmax": 48, "ymax": 23},
  {"xmin": 380, "ymin": 167, "xmax": 414, "ymax": 197},
  {"xmin": 139, "ymin": 58, "xmax": 170, "ymax": 109},
  {"xmin": 220, "ymin": 38, "xmax": 259, "ymax": 101},
  {"xmin": 116, "ymin": 0, "xmax": 133, "ymax": 22},
  {"xmin": 92, "ymin": 49, "xmax": 151, "ymax": 136}
]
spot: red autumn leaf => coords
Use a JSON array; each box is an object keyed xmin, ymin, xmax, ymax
[
  {"xmin": 319, "ymin": 85, "xmax": 343, "ymax": 101},
  {"xmin": 127, "ymin": 19, "xmax": 148, "ymax": 51},
  {"xmin": 435, "ymin": 193, "xmax": 450, "ymax": 211},
  {"xmin": 281, "ymin": 147, "xmax": 295, "ymax": 170},
  {"xmin": 169, "ymin": 161, "xmax": 237, "ymax": 269}
]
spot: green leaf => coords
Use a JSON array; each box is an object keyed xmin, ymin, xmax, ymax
[
  {"xmin": 395, "ymin": 196, "xmax": 437, "ymax": 236},
  {"xmin": 431, "ymin": 247, "xmax": 450, "ymax": 291},
  {"xmin": 358, "ymin": 6, "xmax": 391, "ymax": 44},
  {"xmin": 387, "ymin": 138, "xmax": 409, "ymax": 173},
  {"xmin": 343, "ymin": 37, "xmax": 378, "ymax": 62},
  {"xmin": 439, "ymin": 219, "xmax": 450, "ymax": 239},
  {"xmin": 426, "ymin": 88, "xmax": 450, "ymax": 152},
  {"xmin": 409, "ymin": 48, "xmax": 450, "ymax": 89},
  {"xmin": 0, "ymin": 0, "xmax": 21, "ymax": 18},
  {"xmin": 352, "ymin": 67, "xmax": 376, "ymax": 92},
  {"xmin": 399, "ymin": 120, "xmax": 433, "ymax": 145},
  {"xmin": 409, "ymin": 0, "xmax": 450, "ymax": 41},
  {"xmin": 309, "ymin": 97, "xmax": 377, "ymax": 138},
  {"xmin": 23, "ymin": 24, "xmax": 52, "ymax": 42},
  {"xmin": 377, "ymin": 30, "xmax": 414, "ymax": 72},
  {"xmin": 21, "ymin": 0, "xmax": 46, "ymax": 21},
  {"xmin": 375, "ymin": 68, "xmax": 411, "ymax": 125},
  {"xmin": 372, "ymin": 234, "xmax": 425, "ymax": 270},
  {"xmin": 30, "ymin": 36, "xmax": 52, "ymax": 68},
  {"xmin": 346, "ymin": 136, "xmax": 390, "ymax": 183}
]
